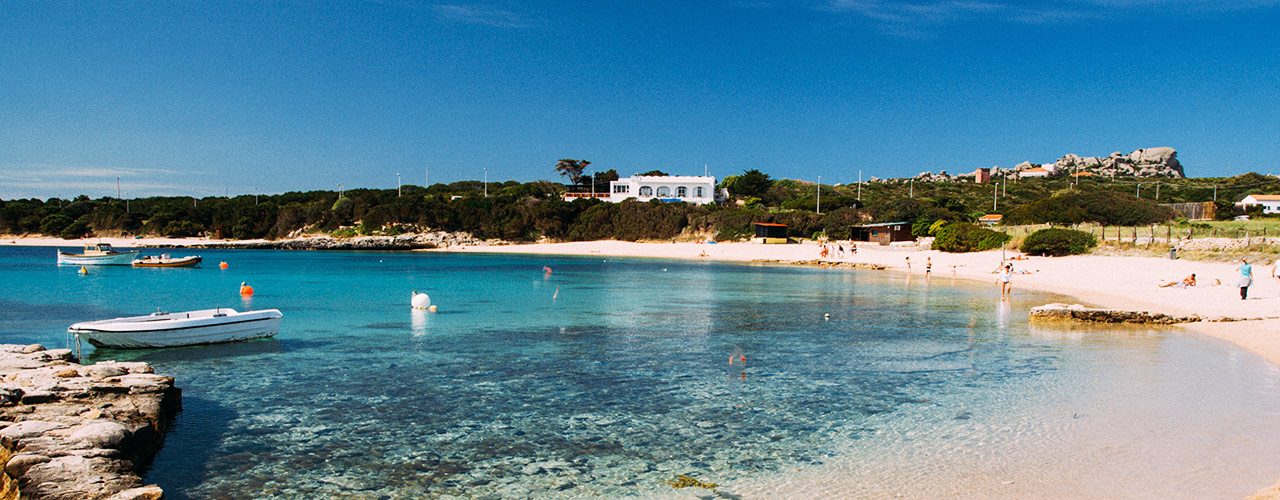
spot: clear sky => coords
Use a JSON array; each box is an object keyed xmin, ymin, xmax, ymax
[{"xmin": 2, "ymin": 0, "xmax": 1277, "ymax": 199}]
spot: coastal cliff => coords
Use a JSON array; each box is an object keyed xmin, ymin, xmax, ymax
[{"xmin": 0, "ymin": 345, "xmax": 180, "ymax": 500}]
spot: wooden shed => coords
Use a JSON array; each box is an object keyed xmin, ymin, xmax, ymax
[
  {"xmin": 753, "ymin": 222, "xmax": 790, "ymax": 244},
  {"xmin": 851, "ymin": 222, "xmax": 913, "ymax": 245}
]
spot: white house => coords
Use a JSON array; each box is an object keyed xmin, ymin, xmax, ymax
[
  {"xmin": 1017, "ymin": 166, "xmax": 1053, "ymax": 178},
  {"xmin": 1236, "ymin": 194, "xmax": 1280, "ymax": 214},
  {"xmin": 605, "ymin": 175, "xmax": 719, "ymax": 205}
]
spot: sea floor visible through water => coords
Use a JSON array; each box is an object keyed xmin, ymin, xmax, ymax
[{"xmin": 2, "ymin": 246, "xmax": 1278, "ymax": 499}]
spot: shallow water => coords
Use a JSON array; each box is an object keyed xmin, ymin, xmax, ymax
[{"xmin": 2, "ymin": 246, "xmax": 1278, "ymax": 499}]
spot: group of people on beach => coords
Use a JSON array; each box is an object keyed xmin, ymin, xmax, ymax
[
  {"xmin": 818, "ymin": 240, "xmax": 855, "ymax": 259},
  {"xmin": 1156, "ymin": 258, "xmax": 1279, "ymax": 300}
]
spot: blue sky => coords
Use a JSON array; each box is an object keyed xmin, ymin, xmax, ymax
[{"xmin": 2, "ymin": 0, "xmax": 1277, "ymax": 199}]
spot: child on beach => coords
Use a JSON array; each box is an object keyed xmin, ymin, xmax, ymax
[{"xmin": 997, "ymin": 263, "xmax": 1012, "ymax": 298}]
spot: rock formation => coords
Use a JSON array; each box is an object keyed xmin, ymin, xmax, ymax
[
  {"xmin": 178, "ymin": 231, "xmax": 487, "ymax": 250},
  {"xmin": 0, "ymin": 345, "xmax": 180, "ymax": 500},
  {"xmin": 1034, "ymin": 147, "xmax": 1184, "ymax": 178}
]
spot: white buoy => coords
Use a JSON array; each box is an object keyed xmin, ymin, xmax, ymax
[
  {"xmin": 411, "ymin": 290, "xmax": 431, "ymax": 310},
  {"xmin": 824, "ymin": 313, "xmax": 830, "ymax": 321}
]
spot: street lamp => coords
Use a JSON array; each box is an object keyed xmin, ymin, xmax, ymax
[{"xmin": 816, "ymin": 175, "xmax": 821, "ymax": 214}]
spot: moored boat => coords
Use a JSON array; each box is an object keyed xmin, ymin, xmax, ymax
[
  {"xmin": 68, "ymin": 308, "xmax": 283, "ymax": 349},
  {"xmin": 132, "ymin": 254, "xmax": 203, "ymax": 268},
  {"xmin": 56, "ymin": 243, "xmax": 140, "ymax": 266}
]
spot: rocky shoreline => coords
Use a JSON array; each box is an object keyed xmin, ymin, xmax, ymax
[
  {"xmin": 162, "ymin": 231, "xmax": 491, "ymax": 251},
  {"xmin": 1029, "ymin": 303, "xmax": 1280, "ymax": 324},
  {"xmin": 0, "ymin": 345, "xmax": 180, "ymax": 500}
]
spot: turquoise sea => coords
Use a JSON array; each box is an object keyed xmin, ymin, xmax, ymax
[{"xmin": 3, "ymin": 246, "xmax": 1280, "ymax": 499}]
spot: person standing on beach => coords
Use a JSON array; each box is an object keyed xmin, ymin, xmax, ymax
[
  {"xmin": 998, "ymin": 263, "xmax": 1012, "ymax": 298},
  {"xmin": 905, "ymin": 256, "xmax": 911, "ymax": 272},
  {"xmin": 925, "ymin": 257, "xmax": 932, "ymax": 277},
  {"xmin": 1239, "ymin": 258, "xmax": 1253, "ymax": 300}
]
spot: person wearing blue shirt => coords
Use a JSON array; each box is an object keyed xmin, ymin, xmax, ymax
[{"xmin": 1238, "ymin": 258, "xmax": 1253, "ymax": 300}]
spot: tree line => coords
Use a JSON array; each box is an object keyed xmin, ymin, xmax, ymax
[{"xmin": 3, "ymin": 168, "xmax": 1276, "ymax": 243}]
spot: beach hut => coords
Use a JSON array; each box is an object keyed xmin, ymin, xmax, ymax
[
  {"xmin": 851, "ymin": 222, "xmax": 913, "ymax": 245},
  {"xmin": 753, "ymin": 223, "xmax": 790, "ymax": 244},
  {"xmin": 978, "ymin": 214, "xmax": 1004, "ymax": 226}
]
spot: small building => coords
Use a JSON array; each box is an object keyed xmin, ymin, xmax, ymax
[
  {"xmin": 1070, "ymin": 171, "xmax": 1097, "ymax": 178},
  {"xmin": 753, "ymin": 223, "xmax": 790, "ymax": 244},
  {"xmin": 851, "ymin": 222, "xmax": 913, "ymax": 245},
  {"xmin": 1018, "ymin": 167, "xmax": 1052, "ymax": 178},
  {"xmin": 972, "ymin": 167, "xmax": 991, "ymax": 183},
  {"xmin": 978, "ymin": 214, "xmax": 1004, "ymax": 225},
  {"xmin": 1161, "ymin": 201, "xmax": 1215, "ymax": 221},
  {"xmin": 1236, "ymin": 194, "xmax": 1280, "ymax": 214},
  {"xmin": 607, "ymin": 175, "xmax": 718, "ymax": 205}
]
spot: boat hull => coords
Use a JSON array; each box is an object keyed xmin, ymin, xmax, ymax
[
  {"xmin": 69, "ymin": 309, "xmax": 283, "ymax": 349},
  {"xmin": 57, "ymin": 251, "xmax": 140, "ymax": 266},
  {"xmin": 133, "ymin": 256, "xmax": 202, "ymax": 268}
]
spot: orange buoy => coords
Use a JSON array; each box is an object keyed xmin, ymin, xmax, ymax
[
  {"xmin": 219, "ymin": 261, "xmax": 228, "ymax": 269},
  {"xmin": 78, "ymin": 266, "xmax": 88, "ymax": 275},
  {"xmin": 239, "ymin": 282, "xmax": 254, "ymax": 296}
]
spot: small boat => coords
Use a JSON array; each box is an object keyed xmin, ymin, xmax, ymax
[
  {"xmin": 57, "ymin": 243, "xmax": 140, "ymax": 266},
  {"xmin": 132, "ymin": 254, "xmax": 203, "ymax": 268},
  {"xmin": 68, "ymin": 308, "xmax": 283, "ymax": 349}
]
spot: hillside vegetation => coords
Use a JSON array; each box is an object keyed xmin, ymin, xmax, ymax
[{"xmin": 4, "ymin": 171, "xmax": 1280, "ymax": 243}]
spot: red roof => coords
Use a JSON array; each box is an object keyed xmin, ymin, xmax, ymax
[{"xmin": 753, "ymin": 222, "xmax": 788, "ymax": 227}]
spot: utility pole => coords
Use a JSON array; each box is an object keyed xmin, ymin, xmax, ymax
[
  {"xmin": 397, "ymin": 172, "xmax": 401, "ymax": 197},
  {"xmin": 483, "ymin": 168, "xmax": 488, "ymax": 198},
  {"xmin": 1213, "ymin": 185, "xmax": 1217, "ymax": 202},
  {"xmin": 338, "ymin": 183, "xmax": 344, "ymax": 199},
  {"xmin": 425, "ymin": 167, "xmax": 429, "ymax": 190},
  {"xmin": 1155, "ymin": 181, "xmax": 1160, "ymax": 200},
  {"xmin": 125, "ymin": 193, "xmax": 129, "ymax": 213},
  {"xmin": 1136, "ymin": 183, "xmax": 1141, "ymax": 198},
  {"xmin": 255, "ymin": 188, "xmax": 259, "ymax": 205},
  {"xmin": 192, "ymin": 189, "xmax": 197, "ymax": 208},
  {"xmin": 993, "ymin": 183, "xmax": 998, "ymax": 211},
  {"xmin": 909, "ymin": 179, "xmax": 913, "ymax": 198},
  {"xmin": 117, "ymin": 177, "xmax": 121, "ymax": 199},
  {"xmin": 857, "ymin": 170, "xmax": 862, "ymax": 201},
  {"xmin": 590, "ymin": 170, "xmax": 595, "ymax": 198},
  {"xmin": 816, "ymin": 175, "xmax": 821, "ymax": 214},
  {"xmin": 1001, "ymin": 180, "xmax": 1006, "ymax": 197}
]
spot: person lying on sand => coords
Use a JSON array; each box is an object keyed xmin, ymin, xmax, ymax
[{"xmin": 1159, "ymin": 274, "xmax": 1196, "ymax": 288}]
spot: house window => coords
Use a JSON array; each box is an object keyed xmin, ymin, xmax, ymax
[
  {"xmin": 639, "ymin": 186, "xmax": 653, "ymax": 196},
  {"xmin": 676, "ymin": 186, "xmax": 687, "ymax": 197},
  {"xmin": 613, "ymin": 184, "xmax": 629, "ymax": 194},
  {"xmin": 695, "ymin": 187, "xmax": 704, "ymax": 198},
  {"xmin": 657, "ymin": 186, "xmax": 671, "ymax": 197}
]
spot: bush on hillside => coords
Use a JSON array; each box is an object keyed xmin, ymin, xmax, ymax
[
  {"xmin": 932, "ymin": 223, "xmax": 1010, "ymax": 253},
  {"xmin": 1020, "ymin": 228, "xmax": 1097, "ymax": 256},
  {"xmin": 1005, "ymin": 190, "xmax": 1175, "ymax": 226}
]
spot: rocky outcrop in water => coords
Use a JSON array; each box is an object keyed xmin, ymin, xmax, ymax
[
  {"xmin": 1029, "ymin": 303, "xmax": 1199, "ymax": 324},
  {"xmin": 183, "ymin": 231, "xmax": 490, "ymax": 250},
  {"xmin": 0, "ymin": 345, "xmax": 180, "ymax": 500}
]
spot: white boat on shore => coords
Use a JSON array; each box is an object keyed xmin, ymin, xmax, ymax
[
  {"xmin": 68, "ymin": 308, "xmax": 283, "ymax": 349},
  {"xmin": 57, "ymin": 243, "xmax": 140, "ymax": 266}
]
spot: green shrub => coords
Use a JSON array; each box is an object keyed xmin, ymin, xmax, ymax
[
  {"xmin": 932, "ymin": 223, "xmax": 1010, "ymax": 253},
  {"xmin": 1020, "ymin": 228, "xmax": 1097, "ymax": 256},
  {"xmin": 1005, "ymin": 190, "xmax": 1176, "ymax": 226}
]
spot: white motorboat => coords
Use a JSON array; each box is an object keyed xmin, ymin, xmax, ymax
[
  {"xmin": 68, "ymin": 308, "xmax": 283, "ymax": 349},
  {"xmin": 57, "ymin": 243, "xmax": 140, "ymax": 266}
]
